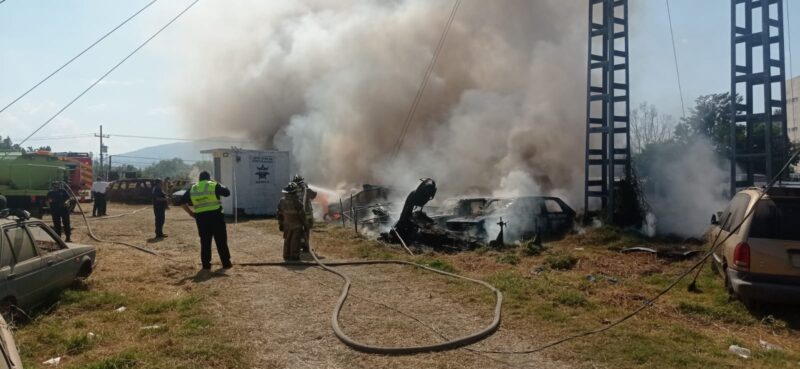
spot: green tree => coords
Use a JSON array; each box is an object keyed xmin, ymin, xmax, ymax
[
  {"xmin": 673, "ymin": 93, "xmax": 738, "ymax": 153},
  {"xmin": 142, "ymin": 158, "xmax": 192, "ymax": 179}
]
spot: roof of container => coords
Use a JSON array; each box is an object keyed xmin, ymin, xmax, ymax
[{"xmin": 200, "ymin": 148, "xmax": 286, "ymax": 154}]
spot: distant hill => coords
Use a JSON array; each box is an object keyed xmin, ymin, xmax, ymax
[{"xmin": 114, "ymin": 139, "xmax": 259, "ymax": 168}]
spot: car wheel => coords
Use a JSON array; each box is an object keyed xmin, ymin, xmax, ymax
[
  {"xmin": 0, "ymin": 298, "xmax": 18, "ymax": 323},
  {"xmin": 723, "ymin": 267, "xmax": 736, "ymax": 300},
  {"xmin": 77, "ymin": 261, "xmax": 93, "ymax": 279}
]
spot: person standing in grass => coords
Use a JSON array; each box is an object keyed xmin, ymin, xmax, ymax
[
  {"xmin": 181, "ymin": 171, "xmax": 232, "ymax": 270},
  {"xmin": 152, "ymin": 179, "xmax": 168, "ymax": 239}
]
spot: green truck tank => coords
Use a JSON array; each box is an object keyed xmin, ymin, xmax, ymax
[{"xmin": 0, "ymin": 152, "xmax": 69, "ymax": 216}]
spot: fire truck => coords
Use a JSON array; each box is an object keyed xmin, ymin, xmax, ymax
[{"xmin": 52, "ymin": 152, "xmax": 94, "ymax": 202}]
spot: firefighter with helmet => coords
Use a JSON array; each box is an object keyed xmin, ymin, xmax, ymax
[
  {"xmin": 292, "ymin": 175, "xmax": 317, "ymax": 253},
  {"xmin": 277, "ymin": 182, "xmax": 305, "ymax": 261}
]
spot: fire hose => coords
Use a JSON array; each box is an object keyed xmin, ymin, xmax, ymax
[
  {"xmin": 62, "ymin": 182, "xmax": 504, "ymax": 355},
  {"xmin": 57, "ymin": 147, "xmax": 800, "ymax": 356}
]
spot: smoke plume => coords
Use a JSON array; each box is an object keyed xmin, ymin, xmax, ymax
[
  {"xmin": 642, "ymin": 138, "xmax": 729, "ymax": 237},
  {"xmin": 173, "ymin": 0, "xmax": 587, "ymax": 206}
]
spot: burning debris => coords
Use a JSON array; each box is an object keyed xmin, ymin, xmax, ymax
[{"xmin": 375, "ymin": 178, "xmax": 577, "ymax": 251}]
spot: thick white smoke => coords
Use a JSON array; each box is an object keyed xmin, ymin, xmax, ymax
[
  {"xmin": 172, "ymin": 0, "xmax": 587, "ymax": 207},
  {"xmin": 642, "ymin": 138, "xmax": 729, "ymax": 237}
]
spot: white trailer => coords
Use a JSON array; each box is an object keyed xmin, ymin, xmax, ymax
[{"xmin": 200, "ymin": 148, "xmax": 291, "ymax": 216}]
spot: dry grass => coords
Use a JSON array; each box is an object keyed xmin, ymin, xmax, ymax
[{"xmin": 12, "ymin": 204, "xmax": 800, "ymax": 368}]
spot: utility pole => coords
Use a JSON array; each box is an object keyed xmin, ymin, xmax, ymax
[{"xmin": 94, "ymin": 125, "xmax": 109, "ymax": 180}]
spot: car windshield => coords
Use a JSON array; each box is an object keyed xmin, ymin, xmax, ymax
[
  {"xmin": 482, "ymin": 199, "xmax": 512, "ymax": 214},
  {"xmin": 749, "ymin": 197, "xmax": 800, "ymax": 241}
]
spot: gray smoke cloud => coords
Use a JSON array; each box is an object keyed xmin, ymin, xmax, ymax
[
  {"xmin": 173, "ymin": 0, "xmax": 587, "ymax": 207},
  {"xmin": 642, "ymin": 138, "xmax": 729, "ymax": 237}
]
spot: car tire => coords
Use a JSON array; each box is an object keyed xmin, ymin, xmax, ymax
[
  {"xmin": 0, "ymin": 298, "xmax": 18, "ymax": 323},
  {"xmin": 77, "ymin": 261, "xmax": 93, "ymax": 279}
]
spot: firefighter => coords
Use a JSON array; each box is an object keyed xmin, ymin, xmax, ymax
[
  {"xmin": 152, "ymin": 179, "xmax": 168, "ymax": 238},
  {"xmin": 277, "ymin": 182, "xmax": 304, "ymax": 261},
  {"xmin": 47, "ymin": 182, "xmax": 73, "ymax": 242},
  {"xmin": 292, "ymin": 175, "xmax": 317, "ymax": 253},
  {"xmin": 180, "ymin": 171, "xmax": 232, "ymax": 270}
]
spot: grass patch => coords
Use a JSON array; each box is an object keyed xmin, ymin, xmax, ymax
[
  {"xmin": 677, "ymin": 299, "xmax": 754, "ymax": 325},
  {"xmin": 496, "ymin": 253, "xmax": 520, "ymax": 265},
  {"xmin": 544, "ymin": 252, "xmax": 578, "ymax": 270},
  {"xmin": 421, "ymin": 258, "xmax": 457, "ymax": 273},
  {"xmin": 60, "ymin": 290, "xmax": 128, "ymax": 311},
  {"xmin": 554, "ymin": 290, "xmax": 590, "ymax": 307},
  {"xmin": 522, "ymin": 240, "xmax": 547, "ymax": 256},
  {"xmin": 78, "ymin": 351, "xmax": 138, "ymax": 369}
]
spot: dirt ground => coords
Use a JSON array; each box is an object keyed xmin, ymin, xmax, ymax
[{"xmin": 60, "ymin": 203, "xmax": 571, "ymax": 369}]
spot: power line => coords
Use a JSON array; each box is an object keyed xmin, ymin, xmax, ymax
[
  {"xmin": 0, "ymin": 0, "xmax": 159, "ymax": 114},
  {"xmin": 9, "ymin": 0, "xmax": 201, "ymax": 153},
  {"xmin": 665, "ymin": 0, "xmax": 686, "ymax": 118},
  {"xmin": 107, "ymin": 134, "xmax": 245, "ymax": 144},
  {"xmin": 390, "ymin": 0, "xmax": 461, "ymax": 161},
  {"xmin": 110, "ymin": 154, "xmax": 206, "ymax": 163}
]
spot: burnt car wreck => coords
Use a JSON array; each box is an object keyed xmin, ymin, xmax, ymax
[{"xmin": 378, "ymin": 178, "xmax": 576, "ymax": 251}]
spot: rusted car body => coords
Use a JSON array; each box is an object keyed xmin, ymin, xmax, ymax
[
  {"xmin": 446, "ymin": 196, "xmax": 576, "ymax": 243},
  {"xmin": 106, "ymin": 179, "xmax": 158, "ymax": 204}
]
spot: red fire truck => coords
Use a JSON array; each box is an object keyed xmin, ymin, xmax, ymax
[{"xmin": 52, "ymin": 152, "xmax": 94, "ymax": 202}]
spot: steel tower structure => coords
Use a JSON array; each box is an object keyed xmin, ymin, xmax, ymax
[
  {"xmin": 730, "ymin": 0, "xmax": 789, "ymax": 194},
  {"xmin": 584, "ymin": 0, "xmax": 631, "ymax": 220}
]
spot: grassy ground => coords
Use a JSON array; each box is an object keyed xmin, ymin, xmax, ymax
[
  {"xmin": 14, "ymin": 274, "xmax": 244, "ymax": 369},
  {"xmin": 316, "ymin": 223, "xmax": 800, "ymax": 368},
  {"xmin": 10, "ymin": 205, "xmax": 800, "ymax": 368}
]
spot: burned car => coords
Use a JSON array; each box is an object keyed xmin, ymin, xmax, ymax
[
  {"xmin": 326, "ymin": 184, "xmax": 394, "ymax": 222},
  {"xmin": 429, "ymin": 197, "xmax": 489, "ymax": 226},
  {"xmin": 446, "ymin": 196, "xmax": 576, "ymax": 243},
  {"xmin": 0, "ymin": 212, "xmax": 96, "ymax": 316}
]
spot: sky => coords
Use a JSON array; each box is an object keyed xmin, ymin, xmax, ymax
[{"xmin": 2, "ymin": 0, "xmax": 800, "ymax": 161}]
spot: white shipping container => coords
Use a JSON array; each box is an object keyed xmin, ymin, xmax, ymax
[{"xmin": 201, "ymin": 148, "xmax": 291, "ymax": 216}]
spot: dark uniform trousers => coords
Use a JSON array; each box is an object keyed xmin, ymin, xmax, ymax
[
  {"xmin": 154, "ymin": 205, "xmax": 166, "ymax": 236},
  {"xmin": 195, "ymin": 211, "xmax": 231, "ymax": 268},
  {"xmin": 283, "ymin": 227, "xmax": 303, "ymax": 260},
  {"xmin": 51, "ymin": 208, "xmax": 71, "ymax": 238}
]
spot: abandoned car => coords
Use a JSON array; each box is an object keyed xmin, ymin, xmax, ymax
[
  {"xmin": 325, "ymin": 184, "xmax": 394, "ymax": 222},
  {"xmin": 446, "ymin": 196, "xmax": 576, "ymax": 243},
  {"xmin": 709, "ymin": 186, "xmax": 800, "ymax": 305},
  {"xmin": 0, "ymin": 213, "xmax": 96, "ymax": 315},
  {"xmin": 106, "ymin": 178, "xmax": 159, "ymax": 204}
]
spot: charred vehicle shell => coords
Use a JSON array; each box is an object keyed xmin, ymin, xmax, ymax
[{"xmin": 446, "ymin": 196, "xmax": 575, "ymax": 243}]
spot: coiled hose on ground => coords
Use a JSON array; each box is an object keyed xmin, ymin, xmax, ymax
[{"xmin": 62, "ymin": 183, "xmax": 504, "ymax": 355}]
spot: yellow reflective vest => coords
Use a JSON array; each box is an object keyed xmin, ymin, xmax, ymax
[{"xmin": 190, "ymin": 180, "xmax": 221, "ymax": 214}]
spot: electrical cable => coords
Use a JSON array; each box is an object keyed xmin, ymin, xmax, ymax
[
  {"xmin": 665, "ymin": 0, "xmax": 687, "ymax": 118},
  {"xmin": 390, "ymin": 0, "xmax": 461, "ymax": 161},
  {"xmin": 6, "ymin": 0, "xmax": 200, "ymax": 154},
  {"xmin": 64, "ymin": 149, "xmax": 799, "ymax": 356},
  {"xmin": 470, "ymin": 148, "xmax": 800, "ymax": 355},
  {"xmin": 60, "ymin": 182, "xmax": 182, "ymax": 264},
  {"xmin": 0, "ymin": 0, "xmax": 160, "ymax": 115},
  {"xmin": 107, "ymin": 134, "xmax": 246, "ymax": 144}
]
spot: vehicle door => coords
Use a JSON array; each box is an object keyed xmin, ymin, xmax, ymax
[
  {"xmin": 26, "ymin": 223, "xmax": 74, "ymax": 292},
  {"xmin": 542, "ymin": 199, "xmax": 570, "ymax": 234},
  {"xmin": 0, "ymin": 228, "xmax": 14, "ymax": 301},
  {"xmin": 3, "ymin": 226, "xmax": 46, "ymax": 307},
  {"xmin": 746, "ymin": 196, "xmax": 800, "ymax": 278},
  {"xmin": 711, "ymin": 193, "xmax": 751, "ymax": 268}
]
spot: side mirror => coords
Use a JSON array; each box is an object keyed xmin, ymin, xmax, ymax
[{"xmin": 710, "ymin": 214, "xmax": 719, "ymax": 225}]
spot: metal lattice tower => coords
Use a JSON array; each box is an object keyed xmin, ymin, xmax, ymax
[
  {"xmin": 730, "ymin": 0, "xmax": 789, "ymax": 195},
  {"xmin": 584, "ymin": 0, "xmax": 631, "ymax": 220}
]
